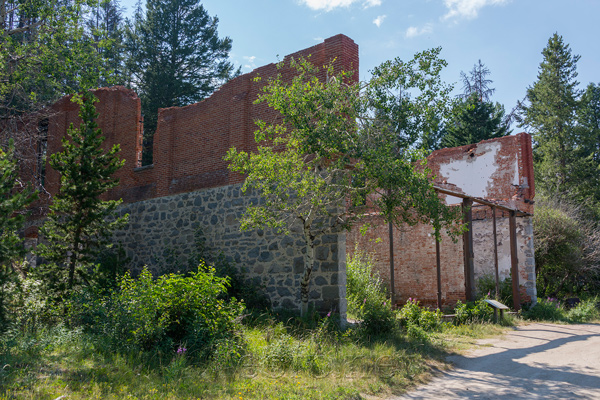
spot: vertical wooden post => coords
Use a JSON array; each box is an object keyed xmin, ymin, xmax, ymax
[
  {"xmin": 509, "ymin": 210, "xmax": 521, "ymax": 311},
  {"xmin": 435, "ymin": 230, "xmax": 442, "ymax": 310},
  {"xmin": 462, "ymin": 198, "xmax": 475, "ymax": 302},
  {"xmin": 388, "ymin": 221, "xmax": 396, "ymax": 307},
  {"xmin": 492, "ymin": 206, "xmax": 499, "ymax": 299}
]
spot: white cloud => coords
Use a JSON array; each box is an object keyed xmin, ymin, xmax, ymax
[
  {"xmin": 405, "ymin": 23, "xmax": 433, "ymax": 38},
  {"xmin": 373, "ymin": 15, "xmax": 386, "ymax": 27},
  {"xmin": 243, "ymin": 55, "xmax": 257, "ymax": 70},
  {"xmin": 364, "ymin": 0, "xmax": 382, "ymax": 8},
  {"xmin": 299, "ymin": 0, "xmax": 381, "ymax": 11},
  {"xmin": 442, "ymin": 0, "xmax": 510, "ymax": 21}
]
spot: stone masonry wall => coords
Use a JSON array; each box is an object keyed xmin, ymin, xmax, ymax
[{"xmin": 112, "ymin": 183, "xmax": 347, "ymax": 316}]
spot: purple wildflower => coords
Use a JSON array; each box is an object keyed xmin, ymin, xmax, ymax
[
  {"xmin": 326, "ymin": 311, "xmax": 331, "ymax": 317},
  {"xmin": 177, "ymin": 347, "xmax": 187, "ymax": 354}
]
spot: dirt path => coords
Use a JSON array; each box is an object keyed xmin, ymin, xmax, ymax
[{"xmin": 393, "ymin": 323, "xmax": 600, "ymax": 400}]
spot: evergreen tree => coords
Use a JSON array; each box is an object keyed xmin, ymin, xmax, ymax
[
  {"xmin": 0, "ymin": 140, "xmax": 37, "ymax": 328},
  {"xmin": 37, "ymin": 94, "xmax": 127, "ymax": 297},
  {"xmin": 0, "ymin": 140, "xmax": 37, "ymax": 267},
  {"xmin": 441, "ymin": 93, "xmax": 509, "ymax": 148},
  {"xmin": 519, "ymin": 33, "xmax": 582, "ymax": 199},
  {"xmin": 125, "ymin": 0, "xmax": 237, "ymax": 164},
  {"xmin": 460, "ymin": 59, "xmax": 495, "ymax": 102},
  {"xmin": 87, "ymin": 0, "xmax": 126, "ymax": 86}
]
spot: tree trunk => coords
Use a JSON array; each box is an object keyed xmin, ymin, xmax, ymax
[{"xmin": 300, "ymin": 227, "xmax": 316, "ymax": 317}]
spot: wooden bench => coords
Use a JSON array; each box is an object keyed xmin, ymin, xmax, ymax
[{"xmin": 484, "ymin": 299, "xmax": 510, "ymax": 323}]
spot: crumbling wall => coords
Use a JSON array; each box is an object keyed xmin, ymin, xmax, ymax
[
  {"xmin": 32, "ymin": 34, "xmax": 359, "ymax": 315},
  {"xmin": 347, "ymin": 214, "xmax": 465, "ymax": 308},
  {"xmin": 347, "ymin": 133, "xmax": 537, "ymax": 307}
]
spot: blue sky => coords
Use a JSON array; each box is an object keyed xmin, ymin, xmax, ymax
[{"xmin": 120, "ymin": 0, "xmax": 600, "ymax": 125}]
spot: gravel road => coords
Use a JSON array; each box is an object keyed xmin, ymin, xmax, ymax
[{"xmin": 393, "ymin": 323, "xmax": 600, "ymax": 400}]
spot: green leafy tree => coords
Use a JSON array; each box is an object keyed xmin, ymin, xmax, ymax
[
  {"xmin": 519, "ymin": 33, "xmax": 583, "ymax": 200},
  {"xmin": 125, "ymin": 0, "xmax": 237, "ymax": 164},
  {"xmin": 368, "ymin": 47, "xmax": 454, "ymax": 153},
  {"xmin": 226, "ymin": 57, "xmax": 461, "ymax": 315},
  {"xmin": 440, "ymin": 93, "xmax": 509, "ymax": 148},
  {"xmin": 37, "ymin": 94, "xmax": 127, "ymax": 298},
  {"xmin": 0, "ymin": 140, "xmax": 37, "ymax": 327},
  {"xmin": 1, "ymin": 0, "xmax": 121, "ymax": 188}
]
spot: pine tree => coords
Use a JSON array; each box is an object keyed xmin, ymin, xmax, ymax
[
  {"xmin": 37, "ymin": 94, "xmax": 127, "ymax": 296},
  {"xmin": 87, "ymin": 0, "xmax": 126, "ymax": 86},
  {"xmin": 460, "ymin": 59, "xmax": 495, "ymax": 102},
  {"xmin": 125, "ymin": 0, "xmax": 237, "ymax": 165},
  {"xmin": 519, "ymin": 33, "xmax": 581, "ymax": 199},
  {"xmin": 441, "ymin": 93, "xmax": 509, "ymax": 148},
  {"xmin": 0, "ymin": 140, "xmax": 37, "ymax": 267}
]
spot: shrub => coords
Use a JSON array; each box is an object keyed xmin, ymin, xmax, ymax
[
  {"xmin": 567, "ymin": 298, "xmax": 599, "ymax": 323},
  {"xmin": 453, "ymin": 299, "xmax": 494, "ymax": 325},
  {"xmin": 534, "ymin": 199, "xmax": 600, "ymax": 298},
  {"xmin": 346, "ymin": 250, "xmax": 396, "ymax": 335},
  {"xmin": 397, "ymin": 299, "xmax": 443, "ymax": 332},
  {"xmin": 69, "ymin": 263, "xmax": 245, "ymax": 359},
  {"xmin": 522, "ymin": 297, "xmax": 566, "ymax": 322},
  {"xmin": 476, "ymin": 274, "xmax": 513, "ymax": 306}
]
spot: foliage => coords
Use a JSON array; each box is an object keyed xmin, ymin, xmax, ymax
[
  {"xmin": 522, "ymin": 297, "xmax": 566, "ymax": 322},
  {"xmin": 476, "ymin": 274, "xmax": 514, "ymax": 307},
  {"xmin": 397, "ymin": 299, "xmax": 443, "ymax": 333},
  {"xmin": 87, "ymin": 0, "xmax": 126, "ymax": 86},
  {"xmin": 36, "ymin": 94, "xmax": 127, "ymax": 299},
  {"xmin": 226, "ymin": 56, "xmax": 462, "ymax": 315},
  {"xmin": 452, "ymin": 299, "xmax": 494, "ymax": 325},
  {"xmin": 368, "ymin": 47, "xmax": 454, "ymax": 152},
  {"xmin": 125, "ymin": 0, "xmax": 237, "ymax": 164},
  {"xmin": 566, "ymin": 297, "xmax": 600, "ymax": 322},
  {"xmin": 346, "ymin": 250, "xmax": 396, "ymax": 335},
  {"xmin": 1, "ymin": 0, "xmax": 119, "ymax": 180},
  {"xmin": 533, "ymin": 199, "xmax": 600, "ymax": 298},
  {"xmin": 460, "ymin": 59, "xmax": 495, "ymax": 102},
  {"xmin": 69, "ymin": 265, "xmax": 245, "ymax": 359},
  {"xmin": 0, "ymin": 140, "xmax": 37, "ymax": 330},
  {"xmin": 440, "ymin": 93, "xmax": 509, "ymax": 148},
  {"xmin": 0, "ymin": 140, "xmax": 37, "ymax": 267},
  {"xmin": 519, "ymin": 33, "xmax": 600, "ymax": 205}
]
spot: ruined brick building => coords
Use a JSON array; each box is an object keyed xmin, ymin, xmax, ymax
[{"xmin": 23, "ymin": 34, "xmax": 536, "ymax": 315}]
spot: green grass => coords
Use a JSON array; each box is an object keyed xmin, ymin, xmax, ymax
[{"xmin": 0, "ymin": 315, "xmax": 520, "ymax": 400}]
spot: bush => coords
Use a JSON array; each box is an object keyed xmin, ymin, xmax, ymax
[
  {"xmin": 522, "ymin": 297, "xmax": 566, "ymax": 322},
  {"xmin": 453, "ymin": 299, "xmax": 494, "ymax": 325},
  {"xmin": 476, "ymin": 274, "xmax": 513, "ymax": 306},
  {"xmin": 534, "ymin": 199, "xmax": 600, "ymax": 298},
  {"xmin": 397, "ymin": 299, "xmax": 443, "ymax": 333},
  {"xmin": 567, "ymin": 298, "xmax": 600, "ymax": 323},
  {"xmin": 346, "ymin": 250, "xmax": 396, "ymax": 335},
  {"xmin": 69, "ymin": 263, "xmax": 245, "ymax": 359}
]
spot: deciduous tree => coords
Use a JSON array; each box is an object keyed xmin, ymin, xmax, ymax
[{"xmin": 226, "ymin": 57, "xmax": 461, "ymax": 315}]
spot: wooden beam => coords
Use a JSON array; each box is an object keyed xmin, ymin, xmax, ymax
[
  {"xmin": 462, "ymin": 198, "xmax": 475, "ymax": 302},
  {"xmin": 509, "ymin": 210, "xmax": 521, "ymax": 311},
  {"xmin": 433, "ymin": 186, "xmax": 532, "ymax": 217},
  {"xmin": 388, "ymin": 221, "xmax": 396, "ymax": 307},
  {"xmin": 492, "ymin": 206, "xmax": 499, "ymax": 299},
  {"xmin": 435, "ymin": 231, "xmax": 442, "ymax": 310}
]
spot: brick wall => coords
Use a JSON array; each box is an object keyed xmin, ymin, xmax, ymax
[
  {"xmin": 42, "ymin": 34, "xmax": 359, "ymax": 205},
  {"xmin": 347, "ymin": 134, "xmax": 537, "ymax": 308},
  {"xmin": 32, "ymin": 34, "xmax": 358, "ymax": 315}
]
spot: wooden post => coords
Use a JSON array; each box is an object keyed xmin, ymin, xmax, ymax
[
  {"xmin": 435, "ymin": 230, "xmax": 442, "ymax": 310},
  {"xmin": 509, "ymin": 210, "xmax": 521, "ymax": 311},
  {"xmin": 388, "ymin": 221, "xmax": 396, "ymax": 307},
  {"xmin": 492, "ymin": 206, "xmax": 499, "ymax": 299},
  {"xmin": 462, "ymin": 198, "xmax": 475, "ymax": 302}
]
